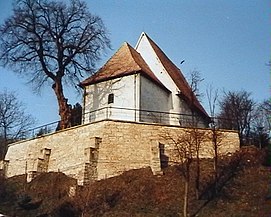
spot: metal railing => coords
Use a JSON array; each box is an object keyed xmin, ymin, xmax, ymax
[
  {"xmin": 15, "ymin": 107, "xmax": 236, "ymax": 142},
  {"xmin": 82, "ymin": 106, "xmax": 207, "ymax": 126},
  {"xmin": 16, "ymin": 121, "xmax": 59, "ymax": 141}
]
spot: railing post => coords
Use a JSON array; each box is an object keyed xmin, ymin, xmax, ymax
[{"xmin": 160, "ymin": 113, "xmax": 162, "ymax": 123}]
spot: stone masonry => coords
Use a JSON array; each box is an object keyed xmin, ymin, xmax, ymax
[{"xmin": 3, "ymin": 120, "xmax": 239, "ymax": 185}]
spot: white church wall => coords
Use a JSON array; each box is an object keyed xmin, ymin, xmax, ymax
[
  {"xmin": 135, "ymin": 34, "xmax": 182, "ymax": 117},
  {"xmin": 139, "ymin": 75, "xmax": 170, "ymax": 124},
  {"xmin": 135, "ymin": 35, "xmax": 178, "ymax": 93},
  {"xmin": 83, "ymin": 74, "xmax": 140, "ymax": 124}
]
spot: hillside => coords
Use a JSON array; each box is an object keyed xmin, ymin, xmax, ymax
[{"xmin": 0, "ymin": 146, "xmax": 270, "ymax": 217}]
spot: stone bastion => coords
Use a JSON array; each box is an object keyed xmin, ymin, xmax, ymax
[{"xmin": 0, "ymin": 120, "xmax": 239, "ymax": 185}]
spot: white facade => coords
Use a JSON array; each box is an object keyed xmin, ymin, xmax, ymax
[
  {"xmin": 135, "ymin": 33, "xmax": 200, "ymax": 125},
  {"xmin": 82, "ymin": 73, "xmax": 171, "ymax": 124},
  {"xmin": 135, "ymin": 33, "xmax": 189, "ymax": 115},
  {"xmin": 136, "ymin": 34, "xmax": 178, "ymax": 94},
  {"xmin": 83, "ymin": 74, "xmax": 140, "ymax": 123},
  {"xmin": 139, "ymin": 75, "xmax": 171, "ymax": 124}
]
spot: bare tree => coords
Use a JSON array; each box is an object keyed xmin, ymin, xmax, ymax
[
  {"xmin": 187, "ymin": 70, "xmax": 206, "ymax": 199},
  {"xmin": 192, "ymin": 127, "xmax": 206, "ymax": 200},
  {"xmin": 251, "ymin": 100, "xmax": 270, "ymax": 148},
  {"xmin": 0, "ymin": 90, "xmax": 35, "ymax": 159},
  {"xmin": 163, "ymin": 128, "xmax": 205, "ymax": 217},
  {"xmin": 259, "ymin": 100, "xmax": 271, "ymax": 129},
  {"xmin": 206, "ymin": 84, "xmax": 224, "ymax": 195},
  {"xmin": 172, "ymin": 132, "xmax": 193, "ymax": 217},
  {"xmin": 0, "ymin": 0, "xmax": 110, "ymax": 129},
  {"xmin": 218, "ymin": 90, "xmax": 255, "ymax": 146},
  {"xmin": 187, "ymin": 70, "xmax": 204, "ymax": 126},
  {"xmin": 188, "ymin": 70, "xmax": 204, "ymax": 101},
  {"xmin": 176, "ymin": 70, "xmax": 205, "ymax": 202},
  {"xmin": 206, "ymin": 84, "xmax": 219, "ymax": 119}
]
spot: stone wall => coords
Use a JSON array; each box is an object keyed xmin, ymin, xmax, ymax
[{"xmin": 4, "ymin": 120, "xmax": 239, "ymax": 184}]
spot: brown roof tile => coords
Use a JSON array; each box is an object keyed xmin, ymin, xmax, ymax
[
  {"xmin": 80, "ymin": 42, "xmax": 167, "ymax": 91},
  {"xmin": 141, "ymin": 33, "xmax": 209, "ymax": 118}
]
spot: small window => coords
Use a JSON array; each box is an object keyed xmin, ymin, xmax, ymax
[{"xmin": 108, "ymin": 93, "xmax": 114, "ymax": 104}]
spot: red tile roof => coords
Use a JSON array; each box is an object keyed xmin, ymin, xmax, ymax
[
  {"xmin": 141, "ymin": 33, "xmax": 209, "ymax": 118},
  {"xmin": 80, "ymin": 42, "xmax": 168, "ymax": 91}
]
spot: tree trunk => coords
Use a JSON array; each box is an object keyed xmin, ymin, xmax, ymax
[
  {"xmin": 239, "ymin": 133, "xmax": 244, "ymax": 146},
  {"xmin": 195, "ymin": 157, "xmax": 200, "ymax": 200},
  {"xmin": 0, "ymin": 127, "xmax": 8, "ymax": 160},
  {"xmin": 183, "ymin": 161, "xmax": 190, "ymax": 217},
  {"xmin": 214, "ymin": 146, "xmax": 218, "ymax": 196},
  {"xmin": 213, "ymin": 128, "xmax": 218, "ymax": 196},
  {"xmin": 183, "ymin": 179, "xmax": 189, "ymax": 217},
  {"xmin": 52, "ymin": 80, "xmax": 72, "ymax": 130}
]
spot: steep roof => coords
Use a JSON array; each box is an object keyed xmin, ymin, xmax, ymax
[
  {"xmin": 136, "ymin": 32, "xmax": 209, "ymax": 118},
  {"xmin": 80, "ymin": 42, "xmax": 168, "ymax": 91}
]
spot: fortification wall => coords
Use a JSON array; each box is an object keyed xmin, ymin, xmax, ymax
[{"xmin": 4, "ymin": 120, "xmax": 239, "ymax": 184}]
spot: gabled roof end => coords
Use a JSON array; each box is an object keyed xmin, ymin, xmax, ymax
[{"xmin": 135, "ymin": 32, "xmax": 148, "ymax": 50}]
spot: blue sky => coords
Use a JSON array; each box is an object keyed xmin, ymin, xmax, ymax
[{"xmin": 0, "ymin": 0, "xmax": 270, "ymax": 126}]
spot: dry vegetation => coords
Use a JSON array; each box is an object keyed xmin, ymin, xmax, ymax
[{"xmin": 0, "ymin": 146, "xmax": 270, "ymax": 217}]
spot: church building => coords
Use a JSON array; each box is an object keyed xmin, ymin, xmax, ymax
[
  {"xmin": 80, "ymin": 32, "xmax": 210, "ymax": 127},
  {"xmin": 1, "ymin": 33, "xmax": 239, "ymax": 185}
]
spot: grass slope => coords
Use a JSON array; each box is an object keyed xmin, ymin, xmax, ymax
[{"xmin": 0, "ymin": 146, "xmax": 270, "ymax": 217}]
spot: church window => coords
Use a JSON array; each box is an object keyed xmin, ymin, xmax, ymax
[{"xmin": 108, "ymin": 93, "xmax": 114, "ymax": 104}]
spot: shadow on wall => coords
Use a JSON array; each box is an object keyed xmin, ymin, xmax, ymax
[{"xmin": 159, "ymin": 143, "xmax": 169, "ymax": 169}]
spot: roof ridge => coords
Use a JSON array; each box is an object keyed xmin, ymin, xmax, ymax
[
  {"xmin": 99, "ymin": 42, "xmax": 132, "ymax": 71},
  {"xmin": 127, "ymin": 42, "xmax": 152, "ymax": 72},
  {"xmin": 123, "ymin": 42, "xmax": 142, "ymax": 71}
]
